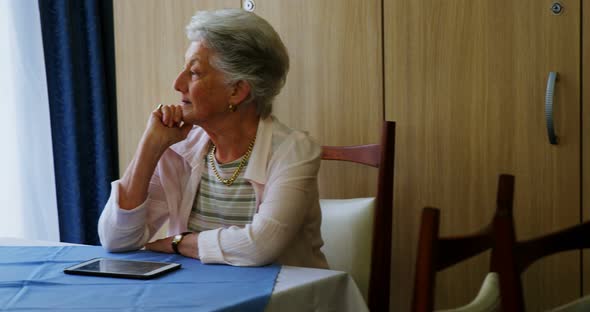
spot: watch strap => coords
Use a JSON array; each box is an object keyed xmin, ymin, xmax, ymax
[{"xmin": 171, "ymin": 231, "xmax": 192, "ymax": 255}]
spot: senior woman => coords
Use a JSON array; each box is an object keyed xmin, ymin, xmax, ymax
[{"xmin": 98, "ymin": 9, "xmax": 328, "ymax": 269}]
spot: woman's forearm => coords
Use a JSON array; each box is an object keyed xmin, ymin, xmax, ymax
[{"xmin": 118, "ymin": 134, "xmax": 168, "ymax": 210}]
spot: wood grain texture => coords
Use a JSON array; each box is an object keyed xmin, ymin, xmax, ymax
[
  {"xmin": 321, "ymin": 121, "xmax": 395, "ymax": 311},
  {"xmin": 384, "ymin": 0, "xmax": 580, "ymax": 310},
  {"xmin": 582, "ymin": 0, "xmax": 590, "ymax": 297},
  {"xmin": 321, "ymin": 145, "xmax": 381, "ymax": 168},
  {"xmin": 113, "ymin": 0, "xmax": 238, "ymax": 175},
  {"xmin": 251, "ymin": 0, "xmax": 383, "ymax": 199},
  {"xmin": 413, "ymin": 175, "xmax": 516, "ymax": 311}
]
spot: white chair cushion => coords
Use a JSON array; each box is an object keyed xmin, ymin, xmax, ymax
[
  {"xmin": 437, "ymin": 272, "xmax": 501, "ymax": 312},
  {"xmin": 550, "ymin": 295, "xmax": 590, "ymax": 312},
  {"xmin": 320, "ymin": 197, "xmax": 375, "ymax": 301}
]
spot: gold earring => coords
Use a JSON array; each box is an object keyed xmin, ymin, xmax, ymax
[{"xmin": 228, "ymin": 104, "xmax": 237, "ymax": 112}]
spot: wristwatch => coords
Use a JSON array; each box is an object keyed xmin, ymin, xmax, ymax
[{"xmin": 171, "ymin": 231, "xmax": 192, "ymax": 255}]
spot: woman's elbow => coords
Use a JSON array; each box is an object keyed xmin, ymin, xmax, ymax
[
  {"xmin": 241, "ymin": 254, "xmax": 275, "ymax": 267},
  {"xmin": 98, "ymin": 229, "xmax": 147, "ymax": 253},
  {"xmin": 99, "ymin": 235, "xmax": 132, "ymax": 252},
  {"xmin": 234, "ymin": 243, "xmax": 283, "ymax": 267}
]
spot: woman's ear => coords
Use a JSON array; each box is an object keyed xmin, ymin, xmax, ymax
[{"xmin": 229, "ymin": 80, "xmax": 251, "ymax": 106}]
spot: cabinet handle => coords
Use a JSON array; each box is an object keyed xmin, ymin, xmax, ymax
[{"xmin": 545, "ymin": 72, "xmax": 559, "ymax": 145}]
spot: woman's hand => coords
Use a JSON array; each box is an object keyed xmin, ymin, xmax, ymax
[
  {"xmin": 145, "ymin": 233, "xmax": 199, "ymax": 259},
  {"xmin": 116, "ymin": 104, "xmax": 193, "ymax": 210},
  {"xmin": 144, "ymin": 104, "xmax": 193, "ymax": 152},
  {"xmin": 144, "ymin": 236, "xmax": 175, "ymax": 254}
]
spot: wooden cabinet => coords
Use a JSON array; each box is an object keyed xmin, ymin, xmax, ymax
[{"xmin": 384, "ymin": 0, "xmax": 582, "ymax": 310}]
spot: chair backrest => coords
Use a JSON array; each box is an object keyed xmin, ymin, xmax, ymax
[
  {"xmin": 320, "ymin": 197, "xmax": 375, "ymax": 299},
  {"xmin": 412, "ymin": 174, "xmax": 516, "ymax": 312},
  {"xmin": 495, "ymin": 208, "xmax": 590, "ymax": 311},
  {"xmin": 319, "ymin": 120, "xmax": 395, "ymax": 312}
]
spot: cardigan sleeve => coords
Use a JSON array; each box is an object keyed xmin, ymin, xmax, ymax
[
  {"xmin": 198, "ymin": 131, "xmax": 321, "ymax": 266},
  {"xmin": 98, "ymin": 154, "xmax": 175, "ymax": 252}
]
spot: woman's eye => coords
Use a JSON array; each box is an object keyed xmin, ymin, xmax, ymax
[{"xmin": 189, "ymin": 70, "xmax": 198, "ymax": 78}]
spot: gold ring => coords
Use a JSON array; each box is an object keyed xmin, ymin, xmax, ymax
[{"xmin": 156, "ymin": 104, "xmax": 163, "ymax": 111}]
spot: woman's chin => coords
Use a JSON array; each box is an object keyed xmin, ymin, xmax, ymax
[
  {"xmin": 182, "ymin": 108, "xmax": 195, "ymax": 124},
  {"xmin": 182, "ymin": 116, "xmax": 196, "ymax": 125}
]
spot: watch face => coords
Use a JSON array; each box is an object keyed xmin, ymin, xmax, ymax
[{"xmin": 173, "ymin": 234, "xmax": 182, "ymax": 244}]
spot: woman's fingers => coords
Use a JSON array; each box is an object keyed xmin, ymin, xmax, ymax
[
  {"xmin": 161, "ymin": 105, "xmax": 173, "ymax": 127},
  {"xmin": 144, "ymin": 104, "xmax": 190, "ymax": 149},
  {"xmin": 173, "ymin": 105, "xmax": 183, "ymax": 126},
  {"xmin": 158, "ymin": 104, "xmax": 183, "ymax": 128},
  {"xmin": 152, "ymin": 105, "xmax": 163, "ymax": 119}
]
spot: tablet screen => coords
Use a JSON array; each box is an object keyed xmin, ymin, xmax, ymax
[
  {"xmin": 64, "ymin": 258, "xmax": 181, "ymax": 279},
  {"xmin": 79, "ymin": 259, "xmax": 171, "ymax": 274}
]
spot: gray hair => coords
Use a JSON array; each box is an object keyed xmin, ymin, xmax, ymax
[{"xmin": 186, "ymin": 9, "xmax": 289, "ymax": 118}]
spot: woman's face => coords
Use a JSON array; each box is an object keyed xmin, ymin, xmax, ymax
[{"xmin": 173, "ymin": 40, "xmax": 233, "ymax": 125}]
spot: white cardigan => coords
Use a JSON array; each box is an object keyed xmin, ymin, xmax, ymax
[{"xmin": 98, "ymin": 116, "xmax": 328, "ymax": 269}]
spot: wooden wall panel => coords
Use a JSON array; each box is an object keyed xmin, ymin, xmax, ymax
[
  {"xmin": 113, "ymin": 0, "xmax": 238, "ymax": 174},
  {"xmin": 385, "ymin": 0, "xmax": 580, "ymax": 310},
  {"xmin": 251, "ymin": 0, "xmax": 383, "ymax": 199},
  {"xmin": 583, "ymin": 0, "xmax": 590, "ymax": 296}
]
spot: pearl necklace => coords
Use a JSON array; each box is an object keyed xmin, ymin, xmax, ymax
[{"xmin": 208, "ymin": 136, "xmax": 256, "ymax": 186}]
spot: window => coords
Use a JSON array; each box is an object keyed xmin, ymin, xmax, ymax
[{"xmin": 0, "ymin": 0, "xmax": 59, "ymax": 241}]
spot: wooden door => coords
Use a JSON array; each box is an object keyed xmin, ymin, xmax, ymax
[
  {"xmin": 251, "ymin": 1, "xmax": 383, "ymax": 199},
  {"xmin": 113, "ymin": 0, "xmax": 238, "ymax": 173},
  {"xmin": 385, "ymin": 0, "xmax": 580, "ymax": 310}
]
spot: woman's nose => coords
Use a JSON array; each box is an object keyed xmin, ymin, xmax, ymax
[{"xmin": 173, "ymin": 71, "xmax": 187, "ymax": 93}]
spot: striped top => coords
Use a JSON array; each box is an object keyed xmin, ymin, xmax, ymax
[{"xmin": 188, "ymin": 147, "xmax": 256, "ymax": 232}]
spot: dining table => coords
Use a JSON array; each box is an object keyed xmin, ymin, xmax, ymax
[{"xmin": 0, "ymin": 237, "xmax": 368, "ymax": 312}]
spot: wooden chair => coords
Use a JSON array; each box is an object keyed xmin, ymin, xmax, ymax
[
  {"xmin": 495, "ymin": 208, "xmax": 590, "ymax": 311},
  {"xmin": 319, "ymin": 120, "xmax": 395, "ymax": 312},
  {"xmin": 412, "ymin": 174, "xmax": 516, "ymax": 312}
]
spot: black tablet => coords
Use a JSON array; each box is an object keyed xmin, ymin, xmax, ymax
[{"xmin": 64, "ymin": 258, "xmax": 181, "ymax": 279}]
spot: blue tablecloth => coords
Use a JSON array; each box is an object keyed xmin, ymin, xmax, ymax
[{"xmin": 0, "ymin": 246, "xmax": 280, "ymax": 312}]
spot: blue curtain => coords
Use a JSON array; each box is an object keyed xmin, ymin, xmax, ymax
[{"xmin": 38, "ymin": 0, "xmax": 119, "ymax": 245}]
